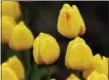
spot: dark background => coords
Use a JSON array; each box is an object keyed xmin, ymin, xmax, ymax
[
  {"xmin": 2, "ymin": 1, "xmax": 109, "ymax": 80},
  {"xmin": 19, "ymin": 1, "xmax": 109, "ymax": 57},
  {"xmin": 19, "ymin": 1, "xmax": 109, "ymax": 80}
]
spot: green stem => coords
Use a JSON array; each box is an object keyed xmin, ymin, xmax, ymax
[
  {"xmin": 47, "ymin": 66, "xmax": 50, "ymax": 80},
  {"xmin": 76, "ymin": 71, "xmax": 85, "ymax": 80}
]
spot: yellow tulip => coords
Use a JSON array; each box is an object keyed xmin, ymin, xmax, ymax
[
  {"xmin": 1, "ymin": 62, "xmax": 10, "ymax": 68},
  {"xmin": 33, "ymin": 32, "xmax": 60, "ymax": 65},
  {"xmin": 65, "ymin": 37, "xmax": 93, "ymax": 70},
  {"xmin": 2, "ymin": 67, "xmax": 19, "ymax": 80},
  {"xmin": 66, "ymin": 73, "xmax": 80, "ymax": 80},
  {"xmin": 2, "ymin": 1, "xmax": 21, "ymax": 20},
  {"xmin": 7, "ymin": 56, "xmax": 25, "ymax": 80},
  {"xmin": 1, "ymin": 62, "xmax": 19, "ymax": 80},
  {"xmin": 9, "ymin": 21, "xmax": 34, "ymax": 50},
  {"xmin": 57, "ymin": 3, "xmax": 86, "ymax": 38},
  {"xmin": 87, "ymin": 70, "xmax": 108, "ymax": 80},
  {"xmin": 83, "ymin": 54, "xmax": 108, "ymax": 79},
  {"xmin": 2, "ymin": 16, "xmax": 16, "ymax": 44}
]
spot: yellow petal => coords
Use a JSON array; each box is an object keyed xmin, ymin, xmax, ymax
[
  {"xmin": 92, "ymin": 54, "xmax": 107, "ymax": 76},
  {"xmin": 102, "ymin": 57, "xmax": 108, "ymax": 76},
  {"xmin": 83, "ymin": 66, "xmax": 94, "ymax": 79},
  {"xmin": 2, "ymin": 1, "xmax": 21, "ymax": 19},
  {"xmin": 66, "ymin": 73, "xmax": 80, "ymax": 80},
  {"xmin": 33, "ymin": 32, "xmax": 60, "ymax": 65},
  {"xmin": 65, "ymin": 37, "xmax": 85, "ymax": 69},
  {"xmin": 2, "ymin": 67, "xmax": 18, "ymax": 80},
  {"xmin": 57, "ymin": 8, "xmax": 72, "ymax": 38},
  {"xmin": 87, "ymin": 70, "xmax": 108, "ymax": 80},
  {"xmin": 9, "ymin": 21, "xmax": 34, "ymax": 50},
  {"xmin": 87, "ymin": 70, "xmax": 100, "ymax": 80},
  {"xmin": 7, "ymin": 56, "xmax": 25, "ymax": 80},
  {"xmin": 57, "ymin": 4, "xmax": 86, "ymax": 38},
  {"xmin": 65, "ymin": 38, "xmax": 92, "ymax": 70},
  {"xmin": 2, "ymin": 16, "xmax": 16, "ymax": 44},
  {"xmin": 84, "ymin": 54, "xmax": 108, "ymax": 79},
  {"xmin": 93, "ymin": 54, "xmax": 102, "ymax": 61},
  {"xmin": 96, "ymin": 73, "xmax": 108, "ymax": 80},
  {"xmin": 63, "ymin": 3, "xmax": 72, "ymax": 9},
  {"xmin": 72, "ymin": 5, "xmax": 86, "ymax": 35},
  {"xmin": 33, "ymin": 37, "xmax": 45, "ymax": 65},
  {"xmin": 2, "ymin": 62, "xmax": 10, "ymax": 68}
]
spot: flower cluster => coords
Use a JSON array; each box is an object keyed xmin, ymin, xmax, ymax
[{"xmin": 1, "ymin": 1, "xmax": 108, "ymax": 80}]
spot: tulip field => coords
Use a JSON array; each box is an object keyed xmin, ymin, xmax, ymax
[{"xmin": 1, "ymin": 1, "xmax": 108, "ymax": 80}]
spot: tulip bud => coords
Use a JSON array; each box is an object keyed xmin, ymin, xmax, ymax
[
  {"xmin": 2, "ymin": 67, "xmax": 19, "ymax": 80},
  {"xmin": 1, "ymin": 62, "xmax": 10, "ymax": 68},
  {"xmin": 66, "ymin": 73, "xmax": 80, "ymax": 80},
  {"xmin": 65, "ymin": 37, "xmax": 93, "ymax": 70},
  {"xmin": 2, "ymin": 1, "xmax": 21, "ymax": 20},
  {"xmin": 7, "ymin": 56, "xmax": 25, "ymax": 80},
  {"xmin": 2, "ymin": 16, "xmax": 16, "ymax": 44},
  {"xmin": 57, "ymin": 3, "xmax": 86, "ymax": 38},
  {"xmin": 83, "ymin": 54, "xmax": 108, "ymax": 79},
  {"xmin": 33, "ymin": 32, "xmax": 60, "ymax": 65},
  {"xmin": 9, "ymin": 21, "xmax": 34, "ymax": 50},
  {"xmin": 87, "ymin": 70, "xmax": 108, "ymax": 80}
]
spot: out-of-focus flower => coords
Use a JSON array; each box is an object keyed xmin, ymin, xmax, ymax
[
  {"xmin": 7, "ymin": 56, "xmax": 25, "ymax": 80},
  {"xmin": 57, "ymin": 3, "xmax": 86, "ymax": 38},
  {"xmin": 9, "ymin": 21, "xmax": 34, "ymax": 50},
  {"xmin": 2, "ymin": 1, "xmax": 21, "ymax": 20},
  {"xmin": 83, "ymin": 54, "xmax": 108, "ymax": 79},
  {"xmin": 1, "ymin": 62, "xmax": 10, "ymax": 68},
  {"xmin": 65, "ymin": 37, "xmax": 93, "ymax": 70},
  {"xmin": 66, "ymin": 73, "xmax": 80, "ymax": 80},
  {"xmin": 2, "ymin": 67, "xmax": 19, "ymax": 80},
  {"xmin": 1, "ymin": 62, "xmax": 19, "ymax": 80},
  {"xmin": 87, "ymin": 70, "xmax": 108, "ymax": 80},
  {"xmin": 2, "ymin": 16, "xmax": 16, "ymax": 44},
  {"xmin": 33, "ymin": 32, "xmax": 60, "ymax": 65}
]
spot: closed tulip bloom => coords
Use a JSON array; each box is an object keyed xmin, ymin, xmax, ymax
[
  {"xmin": 0, "ymin": 62, "xmax": 10, "ymax": 76},
  {"xmin": 2, "ymin": 16, "xmax": 16, "ymax": 44},
  {"xmin": 2, "ymin": 67, "xmax": 19, "ymax": 80},
  {"xmin": 7, "ymin": 56, "xmax": 25, "ymax": 80},
  {"xmin": 1, "ymin": 62, "xmax": 10, "ymax": 68},
  {"xmin": 87, "ymin": 70, "xmax": 108, "ymax": 80},
  {"xmin": 83, "ymin": 54, "xmax": 108, "ymax": 79},
  {"xmin": 9, "ymin": 21, "xmax": 34, "ymax": 50},
  {"xmin": 33, "ymin": 32, "xmax": 60, "ymax": 65},
  {"xmin": 57, "ymin": 3, "xmax": 85, "ymax": 38},
  {"xmin": 65, "ymin": 37, "xmax": 93, "ymax": 70},
  {"xmin": 66, "ymin": 73, "xmax": 80, "ymax": 80},
  {"xmin": 2, "ymin": 1, "xmax": 21, "ymax": 20},
  {"xmin": 1, "ymin": 62, "xmax": 18, "ymax": 80}
]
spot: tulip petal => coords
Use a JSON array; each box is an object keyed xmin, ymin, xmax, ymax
[
  {"xmin": 2, "ymin": 62, "xmax": 10, "ymax": 68},
  {"xmin": 2, "ymin": 16, "xmax": 16, "ymax": 44},
  {"xmin": 57, "ymin": 8, "xmax": 72, "ymax": 38},
  {"xmin": 7, "ymin": 56, "xmax": 25, "ymax": 80},
  {"xmin": 39, "ymin": 33, "xmax": 60, "ymax": 64},
  {"xmin": 2, "ymin": 67, "xmax": 19, "ymax": 80},
  {"xmin": 87, "ymin": 70, "xmax": 108, "ymax": 80},
  {"xmin": 9, "ymin": 21, "xmax": 34, "ymax": 50},
  {"xmin": 2, "ymin": 1, "xmax": 21, "ymax": 19},
  {"xmin": 33, "ymin": 37, "xmax": 45, "ymax": 65},
  {"xmin": 67, "ymin": 8, "xmax": 81, "ymax": 37},
  {"xmin": 72, "ymin": 5, "xmax": 86, "ymax": 35},
  {"xmin": 66, "ymin": 42, "xmax": 92, "ymax": 70}
]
